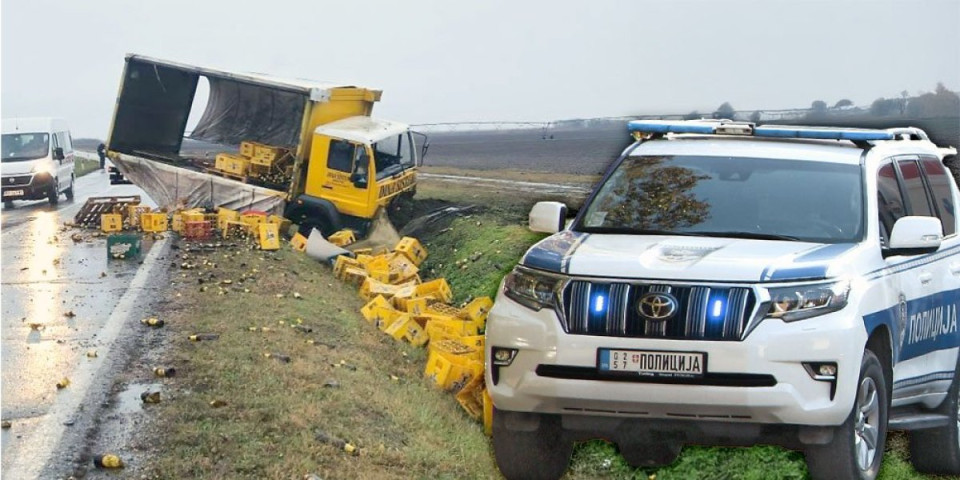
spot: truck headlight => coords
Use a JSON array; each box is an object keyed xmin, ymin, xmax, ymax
[
  {"xmin": 765, "ymin": 280, "xmax": 850, "ymax": 322},
  {"xmin": 503, "ymin": 265, "xmax": 566, "ymax": 311}
]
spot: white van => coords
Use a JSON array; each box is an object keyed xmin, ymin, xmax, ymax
[{"xmin": 1, "ymin": 117, "xmax": 76, "ymax": 206}]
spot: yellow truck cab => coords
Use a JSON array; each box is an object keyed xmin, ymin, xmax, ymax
[{"xmin": 292, "ymin": 117, "xmax": 418, "ymax": 234}]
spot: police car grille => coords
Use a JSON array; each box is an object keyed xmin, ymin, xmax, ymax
[{"xmin": 561, "ymin": 281, "xmax": 754, "ymax": 341}]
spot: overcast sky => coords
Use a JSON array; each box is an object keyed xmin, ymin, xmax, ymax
[{"xmin": 2, "ymin": 0, "xmax": 958, "ymax": 138}]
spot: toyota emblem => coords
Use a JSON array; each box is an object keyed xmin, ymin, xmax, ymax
[{"xmin": 638, "ymin": 292, "xmax": 678, "ymax": 321}]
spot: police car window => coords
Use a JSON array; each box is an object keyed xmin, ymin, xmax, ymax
[
  {"xmin": 920, "ymin": 157, "xmax": 956, "ymax": 236},
  {"xmin": 877, "ymin": 163, "xmax": 906, "ymax": 240},
  {"xmin": 328, "ymin": 139, "xmax": 354, "ymax": 173},
  {"xmin": 898, "ymin": 159, "xmax": 934, "ymax": 217}
]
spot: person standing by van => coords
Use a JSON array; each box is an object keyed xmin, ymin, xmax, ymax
[{"xmin": 97, "ymin": 142, "xmax": 106, "ymax": 170}]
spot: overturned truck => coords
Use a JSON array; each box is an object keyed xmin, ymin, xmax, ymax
[{"xmin": 106, "ymin": 54, "xmax": 425, "ymax": 237}]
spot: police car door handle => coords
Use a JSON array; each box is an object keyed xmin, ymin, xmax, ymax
[{"xmin": 919, "ymin": 272, "xmax": 933, "ymax": 284}]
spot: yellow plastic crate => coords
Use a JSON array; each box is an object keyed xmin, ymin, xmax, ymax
[
  {"xmin": 182, "ymin": 210, "xmax": 205, "ymax": 223},
  {"xmin": 101, "ymin": 213, "xmax": 122, "ymax": 233},
  {"xmin": 383, "ymin": 314, "xmax": 415, "ymax": 341},
  {"xmin": 340, "ymin": 267, "xmax": 368, "ymax": 286},
  {"xmin": 258, "ymin": 223, "xmax": 280, "ymax": 250},
  {"xmin": 126, "ymin": 205, "xmax": 151, "ymax": 227},
  {"xmin": 215, "ymin": 153, "xmax": 249, "ymax": 176},
  {"xmin": 394, "ymin": 237, "xmax": 428, "ymax": 266},
  {"xmin": 427, "ymin": 302, "xmax": 464, "ymax": 319},
  {"xmin": 463, "ymin": 297, "xmax": 494, "ymax": 322},
  {"xmin": 459, "ymin": 335, "xmax": 485, "ymax": 352},
  {"xmin": 405, "ymin": 321, "xmax": 429, "ymax": 346},
  {"xmin": 328, "ymin": 229, "xmax": 356, "ymax": 247},
  {"xmin": 140, "ymin": 213, "xmax": 168, "ymax": 232},
  {"xmin": 251, "ymin": 144, "xmax": 285, "ymax": 166},
  {"xmin": 222, "ymin": 220, "xmax": 252, "ymax": 239},
  {"xmin": 290, "ymin": 232, "xmax": 308, "ymax": 252},
  {"xmin": 416, "ymin": 278, "xmax": 452, "ymax": 303},
  {"xmin": 394, "ymin": 296, "xmax": 429, "ymax": 315},
  {"xmin": 334, "ymin": 255, "xmax": 361, "ymax": 278},
  {"xmin": 267, "ymin": 215, "xmax": 291, "ymax": 232},
  {"xmin": 360, "ymin": 278, "xmax": 417, "ymax": 301},
  {"xmin": 424, "ymin": 349, "xmax": 483, "ymax": 392},
  {"xmin": 171, "ymin": 213, "xmax": 183, "ymax": 233},
  {"xmin": 239, "ymin": 140, "xmax": 258, "ymax": 158},
  {"xmin": 240, "ymin": 212, "xmax": 267, "ymax": 229},
  {"xmin": 217, "ymin": 208, "xmax": 239, "ymax": 231},
  {"xmin": 361, "ymin": 295, "xmax": 394, "ymax": 323},
  {"xmin": 455, "ymin": 374, "xmax": 485, "ymax": 420}
]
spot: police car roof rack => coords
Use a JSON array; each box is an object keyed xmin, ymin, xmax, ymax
[{"xmin": 627, "ymin": 119, "xmax": 931, "ymax": 150}]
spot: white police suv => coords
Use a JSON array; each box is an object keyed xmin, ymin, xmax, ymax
[{"xmin": 486, "ymin": 120, "xmax": 960, "ymax": 480}]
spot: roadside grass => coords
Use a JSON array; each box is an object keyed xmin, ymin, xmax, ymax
[
  {"xmin": 75, "ymin": 157, "xmax": 101, "ymax": 177},
  {"xmin": 146, "ymin": 246, "xmax": 498, "ymax": 479}
]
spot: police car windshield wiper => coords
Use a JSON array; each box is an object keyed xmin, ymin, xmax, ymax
[
  {"xmin": 692, "ymin": 231, "xmax": 800, "ymax": 241},
  {"xmin": 579, "ymin": 227, "xmax": 703, "ymax": 236}
]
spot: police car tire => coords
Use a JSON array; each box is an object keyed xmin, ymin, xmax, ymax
[
  {"xmin": 492, "ymin": 408, "xmax": 571, "ymax": 480},
  {"xmin": 619, "ymin": 443, "xmax": 681, "ymax": 468},
  {"xmin": 908, "ymin": 357, "xmax": 960, "ymax": 475},
  {"xmin": 805, "ymin": 350, "xmax": 888, "ymax": 480}
]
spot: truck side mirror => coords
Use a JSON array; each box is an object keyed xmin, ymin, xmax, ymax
[
  {"xmin": 350, "ymin": 172, "xmax": 367, "ymax": 189},
  {"xmin": 53, "ymin": 147, "xmax": 65, "ymax": 161},
  {"xmin": 885, "ymin": 216, "xmax": 942, "ymax": 257},
  {"xmin": 412, "ymin": 131, "xmax": 429, "ymax": 166},
  {"xmin": 529, "ymin": 201, "xmax": 567, "ymax": 233}
]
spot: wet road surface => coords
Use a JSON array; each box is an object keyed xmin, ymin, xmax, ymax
[{"xmin": 1, "ymin": 167, "xmax": 158, "ymax": 478}]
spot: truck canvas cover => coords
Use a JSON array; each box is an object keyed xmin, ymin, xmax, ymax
[{"xmin": 106, "ymin": 54, "xmax": 369, "ymax": 212}]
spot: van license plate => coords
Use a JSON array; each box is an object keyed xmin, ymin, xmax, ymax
[
  {"xmin": 3, "ymin": 189, "xmax": 24, "ymax": 197},
  {"xmin": 598, "ymin": 349, "xmax": 705, "ymax": 378}
]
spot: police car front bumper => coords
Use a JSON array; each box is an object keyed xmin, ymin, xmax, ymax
[{"xmin": 486, "ymin": 294, "xmax": 865, "ymax": 428}]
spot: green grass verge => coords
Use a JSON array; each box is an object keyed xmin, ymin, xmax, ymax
[{"xmin": 75, "ymin": 157, "xmax": 101, "ymax": 178}]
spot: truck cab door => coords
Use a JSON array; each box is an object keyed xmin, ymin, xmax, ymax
[{"xmin": 303, "ymin": 135, "xmax": 373, "ymax": 218}]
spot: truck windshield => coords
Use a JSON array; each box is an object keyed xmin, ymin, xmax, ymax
[
  {"xmin": 2, "ymin": 133, "xmax": 50, "ymax": 162},
  {"xmin": 577, "ymin": 154, "xmax": 864, "ymax": 244},
  {"xmin": 373, "ymin": 133, "xmax": 414, "ymax": 180}
]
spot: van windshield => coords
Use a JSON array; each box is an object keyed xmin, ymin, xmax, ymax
[
  {"xmin": 577, "ymin": 154, "xmax": 864, "ymax": 244},
  {"xmin": 2, "ymin": 133, "xmax": 50, "ymax": 162}
]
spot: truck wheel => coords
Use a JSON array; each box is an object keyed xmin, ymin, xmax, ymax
[
  {"xmin": 805, "ymin": 350, "xmax": 888, "ymax": 480},
  {"xmin": 909, "ymin": 356, "xmax": 960, "ymax": 475},
  {"xmin": 47, "ymin": 179, "xmax": 59, "ymax": 205},
  {"xmin": 64, "ymin": 175, "xmax": 74, "ymax": 201},
  {"xmin": 620, "ymin": 443, "xmax": 681, "ymax": 468},
  {"xmin": 492, "ymin": 408, "xmax": 571, "ymax": 480}
]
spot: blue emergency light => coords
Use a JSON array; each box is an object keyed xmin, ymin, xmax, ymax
[{"xmin": 627, "ymin": 120, "xmax": 898, "ymax": 142}]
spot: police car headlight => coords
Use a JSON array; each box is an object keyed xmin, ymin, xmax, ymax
[
  {"xmin": 765, "ymin": 280, "xmax": 850, "ymax": 322},
  {"xmin": 503, "ymin": 265, "xmax": 565, "ymax": 311}
]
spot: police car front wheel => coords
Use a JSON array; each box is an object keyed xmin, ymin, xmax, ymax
[
  {"xmin": 909, "ymin": 356, "xmax": 960, "ymax": 475},
  {"xmin": 805, "ymin": 350, "xmax": 888, "ymax": 480}
]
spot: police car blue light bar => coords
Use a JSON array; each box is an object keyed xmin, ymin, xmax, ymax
[
  {"xmin": 628, "ymin": 120, "xmax": 898, "ymax": 141},
  {"xmin": 753, "ymin": 126, "xmax": 894, "ymax": 141}
]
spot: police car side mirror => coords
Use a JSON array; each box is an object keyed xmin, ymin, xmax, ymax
[
  {"xmin": 885, "ymin": 216, "xmax": 942, "ymax": 257},
  {"xmin": 529, "ymin": 201, "xmax": 567, "ymax": 233}
]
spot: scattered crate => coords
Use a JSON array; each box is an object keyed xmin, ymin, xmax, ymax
[
  {"xmin": 101, "ymin": 213, "xmax": 122, "ymax": 233},
  {"xmin": 74, "ymin": 195, "xmax": 142, "ymax": 228},
  {"xmin": 183, "ymin": 221, "xmax": 213, "ymax": 241},
  {"xmin": 106, "ymin": 234, "xmax": 142, "ymax": 260}
]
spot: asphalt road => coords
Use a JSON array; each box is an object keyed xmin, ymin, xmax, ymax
[{"xmin": 0, "ymin": 168, "xmax": 159, "ymax": 478}]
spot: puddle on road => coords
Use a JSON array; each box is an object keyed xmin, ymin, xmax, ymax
[{"xmin": 115, "ymin": 383, "xmax": 164, "ymax": 414}]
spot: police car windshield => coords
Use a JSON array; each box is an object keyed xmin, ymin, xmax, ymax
[
  {"xmin": 577, "ymin": 155, "xmax": 864, "ymax": 244},
  {"xmin": 1, "ymin": 133, "xmax": 50, "ymax": 162}
]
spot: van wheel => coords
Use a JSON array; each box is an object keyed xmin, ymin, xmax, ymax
[
  {"xmin": 64, "ymin": 176, "xmax": 74, "ymax": 201},
  {"xmin": 47, "ymin": 179, "xmax": 59, "ymax": 205},
  {"xmin": 493, "ymin": 408, "xmax": 571, "ymax": 480},
  {"xmin": 805, "ymin": 350, "xmax": 888, "ymax": 480},
  {"xmin": 620, "ymin": 443, "xmax": 682, "ymax": 468},
  {"xmin": 909, "ymin": 356, "xmax": 960, "ymax": 474}
]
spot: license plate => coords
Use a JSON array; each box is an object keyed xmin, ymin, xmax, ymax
[
  {"xmin": 598, "ymin": 349, "xmax": 706, "ymax": 378},
  {"xmin": 3, "ymin": 189, "xmax": 23, "ymax": 197}
]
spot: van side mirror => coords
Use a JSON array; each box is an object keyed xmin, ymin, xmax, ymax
[
  {"xmin": 885, "ymin": 216, "xmax": 942, "ymax": 257},
  {"xmin": 529, "ymin": 201, "xmax": 567, "ymax": 233},
  {"xmin": 53, "ymin": 147, "xmax": 65, "ymax": 161}
]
